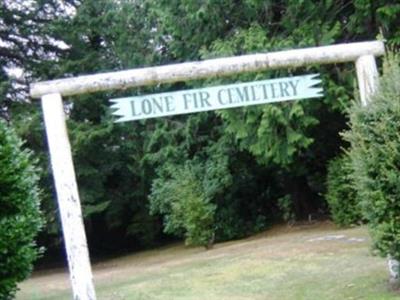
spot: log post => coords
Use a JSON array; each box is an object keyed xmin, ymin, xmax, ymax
[
  {"xmin": 355, "ymin": 54, "xmax": 379, "ymax": 106},
  {"xmin": 41, "ymin": 93, "xmax": 96, "ymax": 300}
]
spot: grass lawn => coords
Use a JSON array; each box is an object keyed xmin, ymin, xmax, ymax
[{"xmin": 16, "ymin": 222, "xmax": 399, "ymax": 300}]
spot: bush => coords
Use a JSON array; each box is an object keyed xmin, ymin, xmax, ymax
[
  {"xmin": 0, "ymin": 120, "xmax": 43, "ymax": 299},
  {"xmin": 345, "ymin": 55, "xmax": 400, "ymax": 261},
  {"xmin": 325, "ymin": 154, "xmax": 361, "ymax": 227},
  {"xmin": 150, "ymin": 162, "xmax": 217, "ymax": 247}
]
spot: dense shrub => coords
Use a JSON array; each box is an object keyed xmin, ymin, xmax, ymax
[
  {"xmin": 0, "ymin": 120, "xmax": 43, "ymax": 299},
  {"xmin": 345, "ymin": 55, "xmax": 400, "ymax": 261},
  {"xmin": 150, "ymin": 162, "xmax": 219, "ymax": 247},
  {"xmin": 325, "ymin": 154, "xmax": 361, "ymax": 227}
]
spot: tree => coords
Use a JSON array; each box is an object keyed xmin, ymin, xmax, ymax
[
  {"xmin": 345, "ymin": 55, "xmax": 400, "ymax": 286},
  {"xmin": 150, "ymin": 161, "xmax": 218, "ymax": 247},
  {"xmin": 0, "ymin": 0, "xmax": 78, "ymax": 114},
  {"xmin": 42, "ymin": 0, "xmax": 164, "ymax": 250},
  {"xmin": 0, "ymin": 120, "xmax": 43, "ymax": 299},
  {"xmin": 149, "ymin": 0, "xmax": 353, "ymax": 219},
  {"xmin": 325, "ymin": 154, "xmax": 361, "ymax": 227}
]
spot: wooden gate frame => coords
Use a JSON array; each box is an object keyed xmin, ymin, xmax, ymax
[{"xmin": 30, "ymin": 41, "xmax": 384, "ymax": 300}]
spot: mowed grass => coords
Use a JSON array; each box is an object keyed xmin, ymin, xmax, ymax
[{"xmin": 17, "ymin": 222, "xmax": 399, "ymax": 300}]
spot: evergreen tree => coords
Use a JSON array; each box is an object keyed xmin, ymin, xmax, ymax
[
  {"xmin": 0, "ymin": 0, "xmax": 78, "ymax": 114},
  {"xmin": 0, "ymin": 120, "xmax": 43, "ymax": 299},
  {"xmin": 345, "ymin": 55, "xmax": 400, "ymax": 285}
]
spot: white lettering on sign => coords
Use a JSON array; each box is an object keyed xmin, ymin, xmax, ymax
[{"xmin": 110, "ymin": 74, "xmax": 323, "ymax": 123}]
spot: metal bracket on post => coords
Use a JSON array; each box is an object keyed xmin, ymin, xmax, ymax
[
  {"xmin": 356, "ymin": 54, "xmax": 379, "ymax": 106},
  {"xmin": 41, "ymin": 93, "xmax": 96, "ymax": 300}
]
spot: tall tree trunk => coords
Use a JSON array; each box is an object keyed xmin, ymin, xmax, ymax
[{"xmin": 286, "ymin": 176, "xmax": 318, "ymax": 220}]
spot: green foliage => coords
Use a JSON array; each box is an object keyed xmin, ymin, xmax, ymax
[
  {"xmin": 18, "ymin": 1, "xmax": 164, "ymax": 249},
  {"xmin": 195, "ymin": 4, "xmax": 347, "ymax": 218},
  {"xmin": 190, "ymin": 0, "xmax": 400, "ymax": 220},
  {"xmin": 345, "ymin": 55, "xmax": 400, "ymax": 260},
  {"xmin": 147, "ymin": 112, "xmax": 275, "ymax": 244},
  {"xmin": 150, "ymin": 161, "xmax": 218, "ymax": 247},
  {"xmin": 0, "ymin": 120, "xmax": 43, "ymax": 299},
  {"xmin": 325, "ymin": 154, "xmax": 361, "ymax": 227},
  {"xmin": 147, "ymin": 118, "xmax": 234, "ymax": 247},
  {"xmin": 348, "ymin": 1, "xmax": 400, "ymax": 49}
]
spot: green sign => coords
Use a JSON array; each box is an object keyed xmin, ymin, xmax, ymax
[{"xmin": 110, "ymin": 74, "xmax": 323, "ymax": 122}]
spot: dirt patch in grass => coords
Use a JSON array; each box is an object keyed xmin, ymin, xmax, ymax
[{"xmin": 16, "ymin": 222, "xmax": 400, "ymax": 300}]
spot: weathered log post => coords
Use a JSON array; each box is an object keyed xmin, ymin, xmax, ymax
[
  {"xmin": 41, "ymin": 93, "xmax": 96, "ymax": 300},
  {"xmin": 355, "ymin": 54, "xmax": 379, "ymax": 106}
]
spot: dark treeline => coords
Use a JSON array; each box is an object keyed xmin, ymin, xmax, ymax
[{"xmin": 1, "ymin": 0, "xmax": 399, "ymax": 257}]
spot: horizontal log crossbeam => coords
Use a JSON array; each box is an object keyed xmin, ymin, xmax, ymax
[{"xmin": 30, "ymin": 41, "xmax": 385, "ymax": 99}]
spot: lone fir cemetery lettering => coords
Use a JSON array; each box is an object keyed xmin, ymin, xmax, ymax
[{"xmin": 110, "ymin": 74, "xmax": 323, "ymax": 122}]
